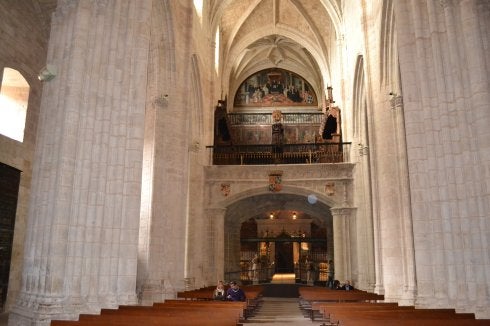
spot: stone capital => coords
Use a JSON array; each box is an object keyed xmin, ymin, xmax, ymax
[
  {"xmin": 390, "ymin": 95, "xmax": 404, "ymax": 110},
  {"xmin": 330, "ymin": 207, "xmax": 356, "ymax": 218}
]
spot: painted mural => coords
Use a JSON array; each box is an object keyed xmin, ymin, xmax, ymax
[{"xmin": 234, "ymin": 69, "xmax": 317, "ymax": 107}]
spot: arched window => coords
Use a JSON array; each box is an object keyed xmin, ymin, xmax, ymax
[
  {"xmin": 215, "ymin": 27, "xmax": 220, "ymax": 74},
  {"xmin": 0, "ymin": 68, "xmax": 30, "ymax": 142},
  {"xmin": 193, "ymin": 0, "xmax": 203, "ymax": 24}
]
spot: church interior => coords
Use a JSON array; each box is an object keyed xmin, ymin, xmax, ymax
[{"xmin": 0, "ymin": 0, "xmax": 489, "ymax": 325}]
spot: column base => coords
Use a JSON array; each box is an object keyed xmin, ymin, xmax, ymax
[
  {"xmin": 139, "ymin": 279, "xmax": 179, "ymax": 305},
  {"xmin": 9, "ymin": 293, "xmax": 77, "ymax": 326}
]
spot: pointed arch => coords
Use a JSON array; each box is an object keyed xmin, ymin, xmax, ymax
[{"xmin": 379, "ymin": 0, "xmax": 400, "ymax": 92}]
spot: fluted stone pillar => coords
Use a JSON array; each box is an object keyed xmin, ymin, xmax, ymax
[
  {"xmin": 395, "ymin": 0, "xmax": 490, "ymax": 317},
  {"xmin": 9, "ymin": 1, "xmax": 151, "ymax": 324},
  {"xmin": 390, "ymin": 95, "xmax": 416, "ymax": 304},
  {"xmin": 137, "ymin": 0, "xmax": 193, "ymax": 304},
  {"xmin": 207, "ymin": 208, "xmax": 227, "ymax": 282},
  {"xmin": 331, "ymin": 207, "xmax": 355, "ymax": 284},
  {"xmin": 224, "ymin": 212, "xmax": 241, "ymax": 280}
]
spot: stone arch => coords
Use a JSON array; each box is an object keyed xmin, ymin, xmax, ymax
[
  {"xmin": 214, "ymin": 186, "xmax": 338, "ymax": 279},
  {"xmin": 189, "ymin": 54, "xmax": 204, "ymax": 143},
  {"xmin": 217, "ymin": 185, "xmax": 339, "ymax": 210},
  {"xmin": 350, "ymin": 54, "xmax": 377, "ymax": 291},
  {"xmin": 379, "ymin": 0, "xmax": 400, "ymax": 93}
]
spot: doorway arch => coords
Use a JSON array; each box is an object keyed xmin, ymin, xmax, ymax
[{"xmin": 222, "ymin": 192, "xmax": 333, "ymax": 284}]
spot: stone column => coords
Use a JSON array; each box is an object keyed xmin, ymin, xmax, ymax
[
  {"xmin": 331, "ymin": 207, "xmax": 355, "ymax": 284},
  {"xmin": 207, "ymin": 208, "xmax": 227, "ymax": 282},
  {"xmin": 9, "ymin": 1, "xmax": 151, "ymax": 324},
  {"xmin": 224, "ymin": 212, "xmax": 241, "ymax": 281},
  {"xmin": 137, "ymin": 0, "xmax": 193, "ymax": 304},
  {"xmin": 390, "ymin": 96, "xmax": 416, "ymax": 304},
  {"xmin": 458, "ymin": 0, "xmax": 490, "ymax": 317}
]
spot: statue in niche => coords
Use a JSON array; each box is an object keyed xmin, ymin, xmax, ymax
[{"xmin": 271, "ymin": 110, "xmax": 284, "ymax": 154}]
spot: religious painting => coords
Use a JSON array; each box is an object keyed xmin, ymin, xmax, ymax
[{"xmin": 234, "ymin": 68, "xmax": 317, "ymax": 107}]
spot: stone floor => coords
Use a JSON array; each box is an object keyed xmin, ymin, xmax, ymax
[
  {"xmin": 243, "ymin": 297, "xmax": 330, "ymax": 325},
  {"xmin": 0, "ymin": 312, "xmax": 8, "ymax": 326}
]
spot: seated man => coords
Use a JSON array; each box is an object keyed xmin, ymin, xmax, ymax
[{"xmin": 226, "ymin": 281, "xmax": 246, "ymax": 301}]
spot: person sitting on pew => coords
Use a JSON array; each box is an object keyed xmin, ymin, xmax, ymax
[
  {"xmin": 340, "ymin": 280, "xmax": 354, "ymax": 291},
  {"xmin": 213, "ymin": 280, "xmax": 226, "ymax": 300},
  {"xmin": 333, "ymin": 280, "xmax": 342, "ymax": 290},
  {"xmin": 226, "ymin": 281, "xmax": 246, "ymax": 301}
]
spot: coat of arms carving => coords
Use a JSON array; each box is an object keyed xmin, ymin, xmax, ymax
[
  {"xmin": 325, "ymin": 182, "xmax": 335, "ymax": 196},
  {"xmin": 221, "ymin": 183, "xmax": 231, "ymax": 197},
  {"xmin": 268, "ymin": 171, "xmax": 283, "ymax": 192}
]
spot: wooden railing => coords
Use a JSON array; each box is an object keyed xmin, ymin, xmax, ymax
[{"xmin": 208, "ymin": 142, "xmax": 351, "ymax": 165}]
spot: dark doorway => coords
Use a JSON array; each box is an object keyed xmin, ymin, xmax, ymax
[
  {"xmin": 0, "ymin": 162, "xmax": 21, "ymax": 310},
  {"xmin": 275, "ymin": 242, "xmax": 294, "ymax": 273}
]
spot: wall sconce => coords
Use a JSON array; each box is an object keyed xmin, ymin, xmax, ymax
[
  {"xmin": 292, "ymin": 212, "xmax": 297, "ymax": 219},
  {"xmin": 269, "ymin": 213, "xmax": 274, "ymax": 219},
  {"xmin": 38, "ymin": 64, "xmax": 57, "ymax": 81},
  {"xmin": 154, "ymin": 94, "xmax": 169, "ymax": 107}
]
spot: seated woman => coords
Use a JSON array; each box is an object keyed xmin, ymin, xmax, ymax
[{"xmin": 213, "ymin": 280, "xmax": 226, "ymax": 300}]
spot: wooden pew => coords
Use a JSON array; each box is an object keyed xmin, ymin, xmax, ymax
[
  {"xmin": 52, "ymin": 300, "xmax": 244, "ymax": 325},
  {"xmin": 335, "ymin": 320, "xmax": 490, "ymax": 326},
  {"xmin": 52, "ymin": 313, "xmax": 239, "ymax": 326},
  {"xmin": 299, "ymin": 288, "xmax": 384, "ymax": 319},
  {"xmin": 176, "ymin": 284, "xmax": 263, "ymax": 318},
  {"xmin": 299, "ymin": 288, "xmax": 384, "ymax": 302},
  {"xmin": 327, "ymin": 309, "xmax": 477, "ymax": 326}
]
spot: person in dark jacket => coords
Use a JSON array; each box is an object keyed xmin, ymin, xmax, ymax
[{"xmin": 226, "ymin": 281, "xmax": 246, "ymax": 301}]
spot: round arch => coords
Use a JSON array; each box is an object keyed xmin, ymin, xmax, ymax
[{"xmin": 216, "ymin": 187, "xmax": 337, "ymax": 281}]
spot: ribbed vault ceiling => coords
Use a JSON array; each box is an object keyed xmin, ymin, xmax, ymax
[
  {"xmin": 212, "ymin": 0, "xmax": 341, "ymax": 107},
  {"xmin": 34, "ymin": 0, "xmax": 342, "ymax": 108}
]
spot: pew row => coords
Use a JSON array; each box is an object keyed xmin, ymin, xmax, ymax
[
  {"xmin": 51, "ymin": 285, "xmax": 263, "ymax": 326},
  {"xmin": 304, "ymin": 297, "xmax": 490, "ymax": 325}
]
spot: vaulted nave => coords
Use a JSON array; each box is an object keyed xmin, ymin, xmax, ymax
[{"xmin": 0, "ymin": 1, "xmax": 489, "ymax": 325}]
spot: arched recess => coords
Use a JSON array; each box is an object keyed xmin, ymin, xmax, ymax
[
  {"xmin": 205, "ymin": 184, "xmax": 342, "ymax": 283},
  {"xmin": 137, "ymin": 0, "xmax": 176, "ymax": 301},
  {"xmin": 351, "ymin": 55, "xmax": 377, "ymax": 291},
  {"xmin": 379, "ymin": 0, "xmax": 401, "ymax": 93},
  {"xmin": 223, "ymin": 192, "xmax": 334, "ymax": 277}
]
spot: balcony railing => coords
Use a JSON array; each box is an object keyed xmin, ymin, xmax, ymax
[
  {"xmin": 227, "ymin": 112, "xmax": 324, "ymax": 125},
  {"xmin": 207, "ymin": 142, "xmax": 351, "ymax": 165}
]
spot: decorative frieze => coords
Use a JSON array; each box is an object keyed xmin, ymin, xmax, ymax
[{"xmin": 205, "ymin": 163, "xmax": 354, "ymax": 180}]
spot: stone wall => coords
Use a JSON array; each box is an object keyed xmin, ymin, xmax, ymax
[{"xmin": 0, "ymin": 0, "xmax": 48, "ymax": 311}]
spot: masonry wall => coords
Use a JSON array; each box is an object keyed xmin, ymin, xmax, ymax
[{"xmin": 0, "ymin": 0, "xmax": 48, "ymax": 311}]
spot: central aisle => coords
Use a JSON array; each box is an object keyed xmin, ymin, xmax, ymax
[{"xmin": 243, "ymin": 297, "xmax": 328, "ymax": 325}]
